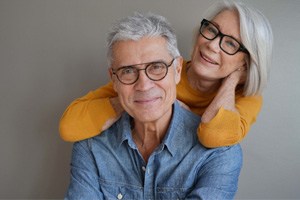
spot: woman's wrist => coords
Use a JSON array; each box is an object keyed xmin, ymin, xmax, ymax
[{"xmin": 109, "ymin": 97, "xmax": 124, "ymax": 116}]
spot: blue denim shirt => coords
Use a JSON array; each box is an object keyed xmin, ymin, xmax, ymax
[{"xmin": 65, "ymin": 101, "xmax": 242, "ymax": 200}]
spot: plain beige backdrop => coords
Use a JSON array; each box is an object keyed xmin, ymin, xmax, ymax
[{"xmin": 1, "ymin": 0, "xmax": 299, "ymax": 199}]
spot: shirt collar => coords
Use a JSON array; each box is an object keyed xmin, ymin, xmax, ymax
[
  {"xmin": 162, "ymin": 101, "xmax": 200, "ymax": 156},
  {"xmin": 115, "ymin": 101, "xmax": 200, "ymax": 156},
  {"xmin": 114, "ymin": 114, "xmax": 136, "ymax": 149}
]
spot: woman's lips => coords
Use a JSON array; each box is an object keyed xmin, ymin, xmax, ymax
[{"xmin": 200, "ymin": 52, "xmax": 218, "ymax": 65}]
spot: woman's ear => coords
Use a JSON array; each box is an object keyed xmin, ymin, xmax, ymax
[
  {"xmin": 244, "ymin": 54, "xmax": 250, "ymax": 68},
  {"xmin": 235, "ymin": 56, "xmax": 249, "ymax": 72}
]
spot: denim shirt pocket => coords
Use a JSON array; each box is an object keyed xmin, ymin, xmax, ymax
[
  {"xmin": 156, "ymin": 186, "xmax": 190, "ymax": 200},
  {"xmin": 99, "ymin": 178, "xmax": 143, "ymax": 200}
]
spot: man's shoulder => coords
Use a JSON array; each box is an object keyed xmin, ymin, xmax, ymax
[
  {"xmin": 165, "ymin": 102, "xmax": 201, "ymax": 151},
  {"xmin": 214, "ymin": 144, "xmax": 242, "ymax": 157},
  {"xmin": 88, "ymin": 113, "xmax": 130, "ymax": 147},
  {"xmin": 174, "ymin": 100, "xmax": 200, "ymax": 124},
  {"xmin": 203, "ymin": 144, "xmax": 243, "ymax": 166}
]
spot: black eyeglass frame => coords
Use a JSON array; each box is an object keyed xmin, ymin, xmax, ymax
[
  {"xmin": 112, "ymin": 58, "xmax": 176, "ymax": 85},
  {"xmin": 200, "ymin": 19, "xmax": 249, "ymax": 55}
]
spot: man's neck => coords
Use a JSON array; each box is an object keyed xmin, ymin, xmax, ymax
[{"xmin": 132, "ymin": 109, "xmax": 172, "ymax": 163}]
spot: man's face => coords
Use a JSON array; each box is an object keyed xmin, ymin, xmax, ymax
[{"xmin": 110, "ymin": 36, "xmax": 182, "ymax": 124}]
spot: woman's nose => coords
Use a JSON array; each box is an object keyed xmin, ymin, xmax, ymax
[{"xmin": 207, "ymin": 36, "xmax": 221, "ymax": 53}]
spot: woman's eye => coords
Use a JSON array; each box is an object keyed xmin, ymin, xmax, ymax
[
  {"xmin": 207, "ymin": 26, "xmax": 218, "ymax": 35},
  {"xmin": 226, "ymin": 40, "xmax": 238, "ymax": 49}
]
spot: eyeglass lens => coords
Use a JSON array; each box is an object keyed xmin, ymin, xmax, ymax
[{"xmin": 113, "ymin": 58, "xmax": 175, "ymax": 85}]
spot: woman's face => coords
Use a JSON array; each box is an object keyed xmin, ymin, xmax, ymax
[{"xmin": 191, "ymin": 10, "xmax": 248, "ymax": 82}]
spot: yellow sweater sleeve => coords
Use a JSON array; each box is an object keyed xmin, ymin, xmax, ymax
[
  {"xmin": 198, "ymin": 95, "xmax": 263, "ymax": 148},
  {"xmin": 59, "ymin": 82, "xmax": 117, "ymax": 142},
  {"xmin": 177, "ymin": 61, "xmax": 263, "ymax": 148},
  {"xmin": 60, "ymin": 60, "xmax": 262, "ymax": 147}
]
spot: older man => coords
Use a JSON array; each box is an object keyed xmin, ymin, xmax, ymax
[{"xmin": 65, "ymin": 12, "xmax": 242, "ymax": 199}]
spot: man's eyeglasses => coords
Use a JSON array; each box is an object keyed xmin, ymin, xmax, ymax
[
  {"xmin": 199, "ymin": 19, "xmax": 249, "ymax": 55},
  {"xmin": 111, "ymin": 58, "xmax": 176, "ymax": 85}
]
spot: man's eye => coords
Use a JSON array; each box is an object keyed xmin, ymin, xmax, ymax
[
  {"xmin": 121, "ymin": 67, "xmax": 136, "ymax": 75},
  {"xmin": 148, "ymin": 63, "xmax": 166, "ymax": 74},
  {"xmin": 153, "ymin": 63, "xmax": 165, "ymax": 70}
]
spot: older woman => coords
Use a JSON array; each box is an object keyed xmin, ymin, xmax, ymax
[{"xmin": 59, "ymin": 0, "xmax": 273, "ymax": 147}]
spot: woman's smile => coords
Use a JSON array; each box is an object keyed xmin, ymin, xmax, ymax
[{"xmin": 200, "ymin": 52, "xmax": 219, "ymax": 65}]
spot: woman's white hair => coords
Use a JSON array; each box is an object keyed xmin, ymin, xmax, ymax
[{"xmin": 203, "ymin": 0, "xmax": 273, "ymax": 95}]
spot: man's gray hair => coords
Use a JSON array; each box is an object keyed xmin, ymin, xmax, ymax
[
  {"xmin": 106, "ymin": 12, "xmax": 180, "ymax": 66},
  {"xmin": 203, "ymin": 0, "xmax": 273, "ymax": 96}
]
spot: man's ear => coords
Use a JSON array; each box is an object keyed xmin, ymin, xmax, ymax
[
  {"xmin": 175, "ymin": 56, "xmax": 183, "ymax": 84},
  {"xmin": 109, "ymin": 67, "xmax": 113, "ymax": 79},
  {"xmin": 109, "ymin": 68, "xmax": 118, "ymax": 92}
]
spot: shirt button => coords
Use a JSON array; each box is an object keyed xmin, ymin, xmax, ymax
[
  {"xmin": 142, "ymin": 166, "xmax": 146, "ymax": 171},
  {"xmin": 117, "ymin": 193, "xmax": 123, "ymax": 199}
]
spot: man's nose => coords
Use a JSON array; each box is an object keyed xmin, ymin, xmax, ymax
[{"xmin": 134, "ymin": 70, "xmax": 153, "ymax": 91}]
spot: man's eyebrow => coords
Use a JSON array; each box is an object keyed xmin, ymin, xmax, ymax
[{"xmin": 119, "ymin": 59, "xmax": 168, "ymax": 68}]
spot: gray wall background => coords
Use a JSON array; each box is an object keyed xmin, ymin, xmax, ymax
[{"xmin": 1, "ymin": 0, "xmax": 299, "ymax": 199}]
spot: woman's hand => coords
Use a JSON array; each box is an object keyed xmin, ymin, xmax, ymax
[
  {"xmin": 102, "ymin": 97, "xmax": 124, "ymax": 131},
  {"xmin": 201, "ymin": 67, "xmax": 246, "ymax": 123},
  {"xmin": 225, "ymin": 66, "xmax": 247, "ymax": 86},
  {"xmin": 178, "ymin": 100, "xmax": 191, "ymax": 111},
  {"xmin": 110, "ymin": 97, "xmax": 124, "ymax": 116}
]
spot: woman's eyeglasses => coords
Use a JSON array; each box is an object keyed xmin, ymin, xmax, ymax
[{"xmin": 199, "ymin": 19, "xmax": 249, "ymax": 55}]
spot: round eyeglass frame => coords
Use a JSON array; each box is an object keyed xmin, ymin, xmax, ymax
[{"xmin": 112, "ymin": 58, "xmax": 176, "ymax": 85}]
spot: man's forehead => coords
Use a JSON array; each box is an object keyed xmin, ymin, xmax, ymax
[{"xmin": 111, "ymin": 37, "xmax": 172, "ymax": 66}]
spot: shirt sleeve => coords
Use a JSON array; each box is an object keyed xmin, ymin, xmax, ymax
[
  {"xmin": 65, "ymin": 140, "xmax": 104, "ymax": 200},
  {"xmin": 185, "ymin": 145, "xmax": 243, "ymax": 199},
  {"xmin": 59, "ymin": 81, "xmax": 117, "ymax": 142},
  {"xmin": 198, "ymin": 95, "xmax": 263, "ymax": 148}
]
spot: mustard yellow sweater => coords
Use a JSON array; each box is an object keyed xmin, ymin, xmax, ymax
[{"xmin": 59, "ymin": 60, "xmax": 262, "ymax": 147}]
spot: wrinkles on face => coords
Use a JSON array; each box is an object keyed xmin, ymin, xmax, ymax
[
  {"xmin": 132, "ymin": 89, "xmax": 162, "ymax": 102},
  {"xmin": 112, "ymin": 37, "xmax": 178, "ymax": 125},
  {"xmin": 190, "ymin": 10, "xmax": 247, "ymax": 84}
]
